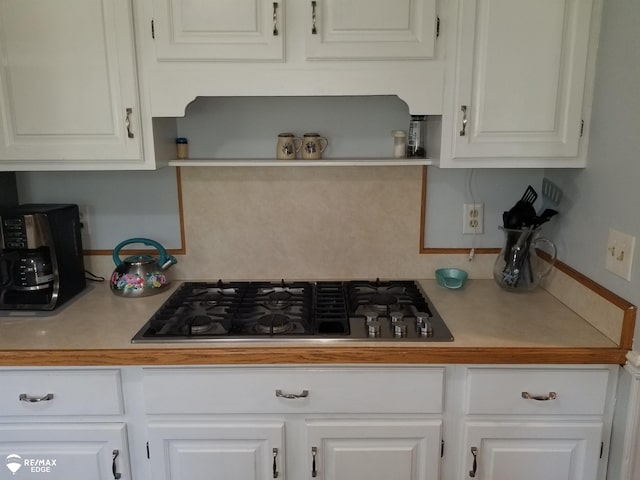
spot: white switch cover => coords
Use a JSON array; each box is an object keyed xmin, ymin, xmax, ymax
[{"xmin": 605, "ymin": 229, "xmax": 636, "ymax": 281}]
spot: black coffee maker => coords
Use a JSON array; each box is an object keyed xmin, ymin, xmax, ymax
[{"xmin": 0, "ymin": 204, "xmax": 86, "ymax": 310}]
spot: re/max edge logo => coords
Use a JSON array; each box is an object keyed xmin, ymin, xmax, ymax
[{"xmin": 5, "ymin": 455, "xmax": 58, "ymax": 475}]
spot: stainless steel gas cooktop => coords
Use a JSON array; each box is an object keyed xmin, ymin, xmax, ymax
[{"xmin": 131, "ymin": 279, "xmax": 454, "ymax": 343}]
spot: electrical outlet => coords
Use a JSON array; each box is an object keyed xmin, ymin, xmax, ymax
[
  {"xmin": 605, "ymin": 229, "xmax": 635, "ymax": 281},
  {"xmin": 463, "ymin": 203, "xmax": 484, "ymax": 234},
  {"xmin": 79, "ymin": 206, "xmax": 91, "ymax": 236}
]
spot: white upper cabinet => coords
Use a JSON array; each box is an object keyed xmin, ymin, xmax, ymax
[
  {"xmin": 151, "ymin": 0, "xmax": 436, "ymax": 63},
  {"xmin": 305, "ymin": 0, "xmax": 437, "ymax": 60},
  {"xmin": 135, "ymin": 0, "xmax": 444, "ymax": 116},
  {"xmin": 438, "ymin": 0, "xmax": 602, "ymax": 168},
  {"xmin": 0, "ymin": 0, "xmax": 152, "ymax": 170},
  {"xmin": 152, "ymin": 0, "xmax": 284, "ymax": 61}
]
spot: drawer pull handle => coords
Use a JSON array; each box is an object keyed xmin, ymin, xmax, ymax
[
  {"xmin": 460, "ymin": 105, "xmax": 468, "ymax": 136},
  {"xmin": 275, "ymin": 389, "xmax": 309, "ymax": 399},
  {"xmin": 311, "ymin": 446, "xmax": 318, "ymax": 477},
  {"xmin": 273, "ymin": 448, "xmax": 279, "ymax": 478},
  {"xmin": 19, "ymin": 393, "xmax": 54, "ymax": 403},
  {"xmin": 272, "ymin": 2, "xmax": 279, "ymax": 36},
  {"xmin": 311, "ymin": 1, "xmax": 318, "ymax": 35},
  {"xmin": 469, "ymin": 446, "xmax": 478, "ymax": 477},
  {"xmin": 125, "ymin": 108, "xmax": 134, "ymax": 139},
  {"xmin": 522, "ymin": 391, "xmax": 557, "ymax": 401},
  {"xmin": 112, "ymin": 449, "xmax": 122, "ymax": 479}
]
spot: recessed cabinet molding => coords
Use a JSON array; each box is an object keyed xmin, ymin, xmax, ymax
[
  {"xmin": 437, "ymin": 0, "xmax": 603, "ymax": 168},
  {"xmin": 0, "ymin": 0, "xmax": 152, "ymax": 170}
]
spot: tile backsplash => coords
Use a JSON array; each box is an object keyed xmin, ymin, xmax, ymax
[{"xmin": 85, "ymin": 166, "xmax": 497, "ymax": 280}]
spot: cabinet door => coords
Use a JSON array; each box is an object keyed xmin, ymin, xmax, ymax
[
  {"xmin": 0, "ymin": 423, "xmax": 129, "ymax": 480},
  {"xmin": 452, "ymin": 0, "xmax": 594, "ymax": 159},
  {"xmin": 464, "ymin": 421, "xmax": 603, "ymax": 480},
  {"xmin": 147, "ymin": 421, "xmax": 285, "ymax": 480},
  {"xmin": 152, "ymin": 0, "xmax": 284, "ymax": 61},
  {"xmin": 0, "ymin": 0, "xmax": 142, "ymax": 164},
  {"xmin": 306, "ymin": 419, "xmax": 442, "ymax": 480},
  {"xmin": 305, "ymin": 0, "xmax": 437, "ymax": 60}
]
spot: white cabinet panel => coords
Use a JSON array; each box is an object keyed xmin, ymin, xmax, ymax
[
  {"xmin": 465, "ymin": 368, "xmax": 610, "ymax": 415},
  {"xmin": 306, "ymin": 419, "xmax": 442, "ymax": 480},
  {"xmin": 0, "ymin": 369, "xmax": 123, "ymax": 417},
  {"xmin": 0, "ymin": 423, "xmax": 130, "ymax": 480},
  {"xmin": 464, "ymin": 422, "xmax": 603, "ymax": 480},
  {"xmin": 147, "ymin": 421, "xmax": 285, "ymax": 480},
  {"xmin": 152, "ymin": 0, "xmax": 284, "ymax": 61},
  {"xmin": 440, "ymin": 0, "xmax": 600, "ymax": 167},
  {"xmin": 0, "ymin": 0, "xmax": 143, "ymax": 166},
  {"xmin": 305, "ymin": 0, "xmax": 437, "ymax": 60},
  {"xmin": 142, "ymin": 367, "xmax": 444, "ymax": 414}
]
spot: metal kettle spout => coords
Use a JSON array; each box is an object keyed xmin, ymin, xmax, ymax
[{"xmin": 159, "ymin": 258, "xmax": 176, "ymax": 271}]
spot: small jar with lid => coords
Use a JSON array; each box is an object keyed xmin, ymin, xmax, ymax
[
  {"xmin": 392, "ymin": 130, "xmax": 407, "ymax": 158},
  {"xmin": 176, "ymin": 137, "xmax": 188, "ymax": 160}
]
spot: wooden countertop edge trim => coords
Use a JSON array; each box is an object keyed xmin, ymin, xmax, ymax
[{"xmin": 0, "ymin": 347, "xmax": 627, "ymax": 366}]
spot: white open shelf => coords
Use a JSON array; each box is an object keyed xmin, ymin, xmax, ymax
[{"xmin": 168, "ymin": 158, "xmax": 433, "ymax": 167}]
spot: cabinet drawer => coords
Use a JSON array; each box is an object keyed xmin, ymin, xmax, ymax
[
  {"xmin": 0, "ymin": 369, "xmax": 123, "ymax": 416},
  {"xmin": 465, "ymin": 368, "xmax": 610, "ymax": 415},
  {"xmin": 143, "ymin": 367, "xmax": 444, "ymax": 414}
]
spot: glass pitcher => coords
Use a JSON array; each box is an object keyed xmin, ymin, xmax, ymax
[{"xmin": 493, "ymin": 227, "xmax": 557, "ymax": 292}]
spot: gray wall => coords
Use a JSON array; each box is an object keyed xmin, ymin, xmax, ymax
[
  {"xmin": 545, "ymin": 0, "xmax": 640, "ymax": 328},
  {"xmin": 15, "ymin": 169, "xmax": 181, "ymax": 251},
  {"xmin": 547, "ymin": 3, "xmax": 640, "ymax": 479}
]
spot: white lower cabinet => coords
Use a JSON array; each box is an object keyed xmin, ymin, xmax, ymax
[
  {"xmin": 0, "ymin": 365, "xmax": 618, "ymax": 480},
  {"xmin": 147, "ymin": 421, "xmax": 284, "ymax": 480},
  {"xmin": 0, "ymin": 423, "xmax": 130, "ymax": 480},
  {"xmin": 306, "ymin": 419, "xmax": 442, "ymax": 480},
  {"xmin": 141, "ymin": 367, "xmax": 445, "ymax": 480},
  {"xmin": 463, "ymin": 421, "xmax": 603, "ymax": 480},
  {"xmin": 0, "ymin": 368, "xmax": 131, "ymax": 480},
  {"xmin": 459, "ymin": 366, "xmax": 616, "ymax": 480}
]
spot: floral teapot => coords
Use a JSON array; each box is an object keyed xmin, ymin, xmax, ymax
[{"xmin": 110, "ymin": 238, "xmax": 177, "ymax": 297}]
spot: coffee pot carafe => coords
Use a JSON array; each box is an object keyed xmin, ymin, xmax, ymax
[{"xmin": 12, "ymin": 248, "xmax": 54, "ymax": 290}]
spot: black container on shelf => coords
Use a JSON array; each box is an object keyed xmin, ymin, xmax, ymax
[{"xmin": 406, "ymin": 115, "xmax": 426, "ymax": 158}]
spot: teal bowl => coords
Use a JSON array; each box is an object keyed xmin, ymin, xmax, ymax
[{"xmin": 435, "ymin": 268, "xmax": 468, "ymax": 289}]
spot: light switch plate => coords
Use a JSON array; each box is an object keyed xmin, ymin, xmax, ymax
[{"xmin": 605, "ymin": 229, "xmax": 636, "ymax": 281}]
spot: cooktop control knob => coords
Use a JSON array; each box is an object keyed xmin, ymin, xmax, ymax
[
  {"xmin": 420, "ymin": 319, "xmax": 434, "ymax": 337},
  {"xmin": 415, "ymin": 312, "xmax": 430, "ymax": 327},
  {"xmin": 393, "ymin": 320, "xmax": 407, "ymax": 338},
  {"xmin": 367, "ymin": 319, "xmax": 381, "ymax": 338},
  {"xmin": 365, "ymin": 312, "xmax": 379, "ymax": 324},
  {"xmin": 390, "ymin": 312, "xmax": 403, "ymax": 325}
]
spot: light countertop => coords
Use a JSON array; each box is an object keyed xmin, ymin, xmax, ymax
[{"xmin": 0, "ymin": 280, "xmax": 625, "ymax": 366}]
